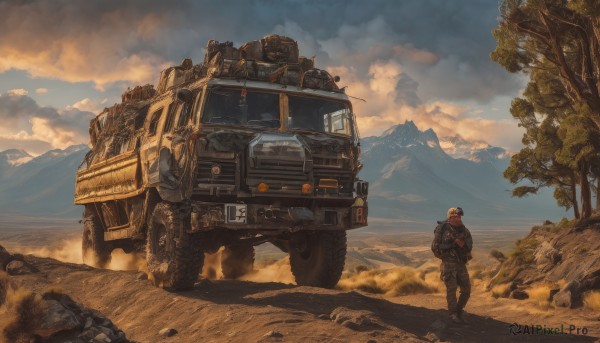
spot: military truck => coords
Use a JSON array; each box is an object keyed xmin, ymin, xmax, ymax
[{"xmin": 74, "ymin": 35, "xmax": 369, "ymax": 290}]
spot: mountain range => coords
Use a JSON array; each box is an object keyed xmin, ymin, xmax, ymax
[
  {"xmin": 0, "ymin": 145, "xmax": 89, "ymax": 218},
  {"xmin": 0, "ymin": 122, "xmax": 566, "ymax": 229},
  {"xmin": 361, "ymin": 121, "xmax": 565, "ymax": 229}
]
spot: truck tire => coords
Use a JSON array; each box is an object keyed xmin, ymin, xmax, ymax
[
  {"xmin": 221, "ymin": 245, "xmax": 255, "ymax": 279},
  {"xmin": 82, "ymin": 213, "xmax": 111, "ymax": 268},
  {"xmin": 289, "ymin": 231, "xmax": 346, "ymax": 288},
  {"xmin": 146, "ymin": 201, "xmax": 204, "ymax": 290}
]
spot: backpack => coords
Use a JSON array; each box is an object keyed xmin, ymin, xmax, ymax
[{"xmin": 431, "ymin": 220, "xmax": 448, "ymax": 259}]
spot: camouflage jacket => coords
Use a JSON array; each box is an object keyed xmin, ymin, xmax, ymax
[{"xmin": 431, "ymin": 221, "xmax": 473, "ymax": 264}]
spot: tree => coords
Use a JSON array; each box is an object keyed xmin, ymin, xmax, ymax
[
  {"xmin": 492, "ymin": 0, "xmax": 600, "ymax": 129},
  {"xmin": 504, "ymin": 98, "xmax": 581, "ymax": 217},
  {"xmin": 492, "ymin": 0, "xmax": 600, "ymax": 218}
]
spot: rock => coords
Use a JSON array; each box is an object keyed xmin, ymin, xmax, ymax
[
  {"xmin": 35, "ymin": 300, "xmax": 82, "ymax": 339},
  {"xmin": 553, "ymin": 280, "xmax": 582, "ymax": 308},
  {"xmin": 6, "ymin": 260, "xmax": 34, "ymax": 275},
  {"xmin": 425, "ymin": 332, "xmax": 440, "ymax": 342},
  {"xmin": 84, "ymin": 316, "xmax": 93, "ymax": 329},
  {"xmin": 0, "ymin": 244, "xmax": 11, "ymax": 270},
  {"xmin": 263, "ymin": 330, "xmax": 283, "ymax": 338},
  {"xmin": 535, "ymin": 241, "xmax": 562, "ymax": 265},
  {"xmin": 94, "ymin": 332, "xmax": 111, "ymax": 342},
  {"xmin": 330, "ymin": 307, "xmax": 381, "ymax": 331},
  {"xmin": 510, "ymin": 290, "xmax": 529, "ymax": 300},
  {"xmin": 159, "ymin": 327, "xmax": 178, "ymax": 337}
]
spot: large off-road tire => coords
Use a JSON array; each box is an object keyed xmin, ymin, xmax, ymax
[
  {"xmin": 146, "ymin": 201, "xmax": 204, "ymax": 290},
  {"xmin": 221, "ymin": 245, "xmax": 255, "ymax": 279},
  {"xmin": 289, "ymin": 230, "xmax": 347, "ymax": 288},
  {"xmin": 82, "ymin": 211, "xmax": 111, "ymax": 268}
]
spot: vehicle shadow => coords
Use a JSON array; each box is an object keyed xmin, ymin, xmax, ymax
[{"xmin": 179, "ymin": 279, "xmax": 596, "ymax": 343}]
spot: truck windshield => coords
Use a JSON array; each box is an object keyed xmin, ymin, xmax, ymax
[
  {"xmin": 202, "ymin": 88, "xmax": 280, "ymax": 128},
  {"xmin": 288, "ymin": 95, "xmax": 353, "ymax": 136}
]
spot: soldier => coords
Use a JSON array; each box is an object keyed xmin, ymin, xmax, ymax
[{"xmin": 431, "ymin": 207, "xmax": 473, "ymax": 324}]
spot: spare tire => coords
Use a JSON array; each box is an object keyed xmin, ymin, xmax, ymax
[{"xmin": 146, "ymin": 201, "xmax": 203, "ymax": 290}]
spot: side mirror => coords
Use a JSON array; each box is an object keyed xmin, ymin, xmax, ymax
[{"xmin": 176, "ymin": 89, "xmax": 193, "ymax": 103}]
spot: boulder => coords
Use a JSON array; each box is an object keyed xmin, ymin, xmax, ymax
[
  {"xmin": 6, "ymin": 260, "xmax": 34, "ymax": 275},
  {"xmin": 263, "ymin": 330, "xmax": 283, "ymax": 338},
  {"xmin": 553, "ymin": 280, "xmax": 582, "ymax": 308},
  {"xmin": 330, "ymin": 307, "xmax": 382, "ymax": 331},
  {"xmin": 159, "ymin": 327, "xmax": 178, "ymax": 337},
  {"xmin": 35, "ymin": 300, "xmax": 82, "ymax": 339},
  {"xmin": 510, "ymin": 290, "xmax": 529, "ymax": 300}
]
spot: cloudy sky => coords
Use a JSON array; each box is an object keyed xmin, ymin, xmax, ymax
[{"xmin": 0, "ymin": 0, "xmax": 524, "ymax": 155}]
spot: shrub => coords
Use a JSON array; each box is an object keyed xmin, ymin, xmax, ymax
[
  {"xmin": 1, "ymin": 289, "xmax": 46, "ymax": 342},
  {"xmin": 337, "ymin": 267, "xmax": 436, "ymax": 296},
  {"xmin": 583, "ymin": 291, "xmax": 600, "ymax": 311},
  {"xmin": 491, "ymin": 283, "xmax": 510, "ymax": 298},
  {"xmin": 526, "ymin": 284, "xmax": 551, "ymax": 307}
]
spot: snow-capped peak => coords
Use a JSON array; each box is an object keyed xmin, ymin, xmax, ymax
[{"xmin": 0, "ymin": 149, "xmax": 33, "ymax": 166}]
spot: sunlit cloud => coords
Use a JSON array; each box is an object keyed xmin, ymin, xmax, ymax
[
  {"xmin": 0, "ymin": 93, "xmax": 93, "ymax": 153},
  {"xmin": 67, "ymin": 98, "xmax": 109, "ymax": 114},
  {"xmin": 35, "ymin": 87, "xmax": 48, "ymax": 94},
  {"xmin": 7, "ymin": 88, "xmax": 28, "ymax": 96}
]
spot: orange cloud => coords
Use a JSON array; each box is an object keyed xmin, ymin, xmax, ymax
[
  {"xmin": 7, "ymin": 89, "xmax": 28, "ymax": 96},
  {"xmin": 329, "ymin": 61, "xmax": 523, "ymax": 150}
]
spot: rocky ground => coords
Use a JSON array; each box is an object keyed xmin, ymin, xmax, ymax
[
  {"xmin": 488, "ymin": 217, "xmax": 600, "ymax": 309},
  {"xmin": 1, "ymin": 221, "xmax": 599, "ymax": 342},
  {"xmin": 0, "ymin": 247, "xmax": 597, "ymax": 342}
]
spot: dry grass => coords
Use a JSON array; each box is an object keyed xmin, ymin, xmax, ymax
[
  {"xmin": 491, "ymin": 283, "xmax": 510, "ymax": 298},
  {"xmin": 526, "ymin": 284, "xmax": 551, "ymax": 308},
  {"xmin": 583, "ymin": 291, "xmax": 600, "ymax": 311},
  {"xmin": 337, "ymin": 266, "xmax": 437, "ymax": 296},
  {"xmin": 1, "ymin": 288, "xmax": 46, "ymax": 343}
]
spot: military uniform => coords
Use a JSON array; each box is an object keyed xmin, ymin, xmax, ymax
[{"xmin": 431, "ymin": 208, "xmax": 473, "ymax": 322}]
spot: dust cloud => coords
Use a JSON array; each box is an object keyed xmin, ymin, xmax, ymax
[
  {"xmin": 239, "ymin": 257, "xmax": 295, "ymax": 284},
  {"xmin": 202, "ymin": 249, "xmax": 223, "ymax": 279},
  {"xmin": 10, "ymin": 239, "xmax": 146, "ymax": 272},
  {"xmin": 14, "ymin": 238, "xmax": 82, "ymax": 264}
]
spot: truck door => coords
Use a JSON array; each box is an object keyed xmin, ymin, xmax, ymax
[{"xmin": 141, "ymin": 98, "xmax": 172, "ymax": 186}]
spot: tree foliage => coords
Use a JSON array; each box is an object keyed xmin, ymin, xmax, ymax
[
  {"xmin": 492, "ymin": 0, "xmax": 600, "ymax": 218},
  {"xmin": 492, "ymin": 0, "xmax": 600, "ymax": 128}
]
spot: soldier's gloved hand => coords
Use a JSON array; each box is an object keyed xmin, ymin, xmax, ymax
[{"xmin": 454, "ymin": 239, "xmax": 465, "ymax": 248}]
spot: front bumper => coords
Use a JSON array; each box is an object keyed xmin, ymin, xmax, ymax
[{"xmin": 190, "ymin": 199, "xmax": 368, "ymax": 231}]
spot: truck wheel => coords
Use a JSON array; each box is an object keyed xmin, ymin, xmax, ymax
[
  {"xmin": 146, "ymin": 201, "xmax": 204, "ymax": 290},
  {"xmin": 289, "ymin": 231, "xmax": 346, "ymax": 288},
  {"xmin": 221, "ymin": 245, "xmax": 255, "ymax": 279},
  {"xmin": 82, "ymin": 212, "xmax": 111, "ymax": 268}
]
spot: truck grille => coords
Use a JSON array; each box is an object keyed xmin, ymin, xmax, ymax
[
  {"xmin": 197, "ymin": 160, "xmax": 236, "ymax": 186},
  {"xmin": 314, "ymin": 165, "xmax": 354, "ymax": 191},
  {"xmin": 247, "ymin": 159, "xmax": 307, "ymax": 185}
]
